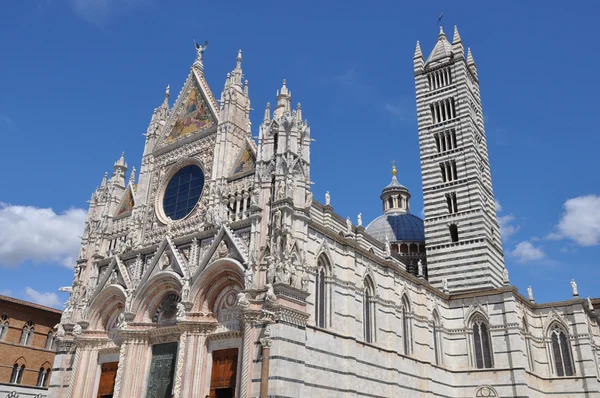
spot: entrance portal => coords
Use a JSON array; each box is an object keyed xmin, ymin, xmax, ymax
[
  {"xmin": 96, "ymin": 361, "xmax": 118, "ymax": 398},
  {"xmin": 209, "ymin": 348, "xmax": 238, "ymax": 398}
]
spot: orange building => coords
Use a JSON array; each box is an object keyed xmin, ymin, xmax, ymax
[{"xmin": 0, "ymin": 294, "xmax": 62, "ymax": 397}]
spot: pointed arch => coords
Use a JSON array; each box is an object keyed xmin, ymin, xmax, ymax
[
  {"xmin": 470, "ymin": 312, "xmax": 493, "ymax": 369},
  {"xmin": 548, "ymin": 321, "xmax": 575, "ymax": 377},
  {"xmin": 363, "ymin": 275, "xmax": 376, "ymax": 343},
  {"xmin": 432, "ymin": 309, "xmax": 442, "ymax": 365},
  {"xmin": 401, "ymin": 294, "xmax": 412, "ymax": 355},
  {"xmin": 190, "ymin": 258, "xmax": 244, "ymax": 313},
  {"xmin": 315, "ymin": 253, "xmax": 331, "ymax": 328}
]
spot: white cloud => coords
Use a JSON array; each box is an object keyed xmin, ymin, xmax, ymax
[
  {"xmin": 70, "ymin": 0, "xmax": 149, "ymax": 28},
  {"xmin": 24, "ymin": 287, "xmax": 62, "ymax": 308},
  {"xmin": 549, "ymin": 195, "xmax": 600, "ymax": 246},
  {"xmin": 510, "ymin": 241, "xmax": 546, "ymax": 263},
  {"xmin": 498, "ymin": 214, "xmax": 520, "ymax": 240},
  {"xmin": 494, "ymin": 199, "xmax": 502, "ymax": 212},
  {"xmin": 0, "ymin": 203, "xmax": 86, "ymax": 268},
  {"xmin": 495, "ymin": 199, "xmax": 519, "ymax": 241}
]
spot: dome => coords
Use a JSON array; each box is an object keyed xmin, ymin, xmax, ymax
[{"xmin": 366, "ymin": 212, "xmax": 425, "ymax": 242}]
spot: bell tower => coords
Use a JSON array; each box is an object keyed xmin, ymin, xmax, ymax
[{"xmin": 414, "ymin": 26, "xmax": 505, "ymax": 292}]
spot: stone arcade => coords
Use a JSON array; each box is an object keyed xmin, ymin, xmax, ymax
[{"xmin": 49, "ymin": 27, "xmax": 600, "ymax": 398}]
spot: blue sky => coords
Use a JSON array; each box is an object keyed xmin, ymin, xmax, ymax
[{"xmin": 1, "ymin": 0, "xmax": 599, "ymax": 308}]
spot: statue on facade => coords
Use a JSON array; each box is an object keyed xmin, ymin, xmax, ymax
[
  {"xmin": 218, "ymin": 241, "xmax": 228, "ymax": 258},
  {"xmin": 357, "ymin": 213, "xmax": 362, "ymax": 227},
  {"xmin": 265, "ymin": 283, "xmax": 277, "ymax": 304},
  {"xmin": 276, "ymin": 182, "xmax": 285, "ymax": 200},
  {"xmin": 442, "ymin": 277, "xmax": 449, "ymax": 292},
  {"xmin": 275, "ymin": 261, "xmax": 285, "ymax": 283},
  {"xmin": 265, "ymin": 256, "xmax": 275, "ymax": 284},
  {"xmin": 194, "ymin": 40, "xmax": 208, "ymax": 62},
  {"xmin": 301, "ymin": 269, "xmax": 310, "ymax": 291},
  {"xmin": 124, "ymin": 289, "xmax": 133, "ymax": 313},
  {"xmin": 571, "ymin": 279, "xmax": 579, "ymax": 297},
  {"xmin": 325, "ymin": 191, "xmax": 330, "ymax": 206},
  {"xmin": 290, "ymin": 266, "xmax": 298, "ymax": 288},
  {"xmin": 502, "ymin": 268, "xmax": 510, "ymax": 285},
  {"xmin": 181, "ymin": 278, "xmax": 190, "ymax": 301},
  {"xmin": 273, "ymin": 209, "xmax": 282, "ymax": 230},
  {"xmin": 346, "ymin": 217, "xmax": 353, "ymax": 235},
  {"xmin": 417, "ymin": 259, "xmax": 424, "ymax": 277},
  {"xmin": 244, "ymin": 265, "xmax": 254, "ymax": 289},
  {"xmin": 176, "ymin": 302, "xmax": 186, "ymax": 319},
  {"xmin": 237, "ymin": 292, "xmax": 250, "ymax": 308},
  {"xmin": 305, "ymin": 191, "xmax": 313, "ymax": 208},
  {"xmin": 527, "ymin": 286, "xmax": 534, "ymax": 302}
]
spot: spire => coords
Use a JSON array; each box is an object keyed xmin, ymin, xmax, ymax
[
  {"xmin": 264, "ymin": 102, "xmax": 271, "ymax": 122},
  {"xmin": 414, "ymin": 41, "xmax": 424, "ymax": 72},
  {"xmin": 452, "ymin": 26, "xmax": 464, "ymax": 59},
  {"xmin": 296, "ymin": 102, "xmax": 302, "ymax": 121},
  {"xmin": 467, "ymin": 47, "xmax": 475, "ymax": 65},
  {"xmin": 129, "ymin": 166, "xmax": 136, "ymax": 185},
  {"xmin": 426, "ymin": 26, "xmax": 453, "ymax": 64},
  {"xmin": 414, "ymin": 41, "xmax": 423, "ymax": 59},
  {"xmin": 452, "ymin": 25, "xmax": 462, "ymax": 44},
  {"xmin": 230, "ymin": 49, "xmax": 243, "ymax": 87},
  {"xmin": 112, "ymin": 152, "xmax": 128, "ymax": 187},
  {"xmin": 101, "ymin": 172, "xmax": 108, "ymax": 188},
  {"xmin": 274, "ymin": 79, "xmax": 291, "ymax": 118}
]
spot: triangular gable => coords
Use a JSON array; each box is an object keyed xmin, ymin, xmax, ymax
[
  {"xmin": 157, "ymin": 69, "xmax": 220, "ymax": 149},
  {"xmin": 115, "ymin": 183, "xmax": 135, "ymax": 218},
  {"xmin": 137, "ymin": 236, "xmax": 186, "ymax": 288},
  {"xmin": 229, "ymin": 138, "xmax": 256, "ymax": 179},
  {"xmin": 194, "ymin": 226, "xmax": 248, "ymax": 279},
  {"xmin": 88, "ymin": 256, "xmax": 130, "ymax": 305}
]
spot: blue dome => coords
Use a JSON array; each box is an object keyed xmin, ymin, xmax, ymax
[{"xmin": 366, "ymin": 212, "xmax": 425, "ymax": 242}]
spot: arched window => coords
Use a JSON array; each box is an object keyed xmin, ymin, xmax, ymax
[
  {"xmin": 18, "ymin": 364, "xmax": 25, "ymax": 384},
  {"xmin": 472, "ymin": 315, "xmax": 493, "ymax": 368},
  {"xmin": 449, "ymin": 224, "xmax": 459, "ymax": 242},
  {"xmin": 363, "ymin": 276, "xmax": 376, "ymax": 343},
  {"xmin": 523, "ymin": 317, "xmax": 534, "ymax": 371},
  {"xmin": 315, "ymin": 255, "xmax": 329, "ymax": 328},
  {"xmin": 550, "ymin": 324, "xmax": 574, "ymax": 376},
  {"xmin": 20, "ymin": 321, "xmax": 34, "ymax": 346},
  {"xmin": 45, "ymin": 331, "xmax": 54, "ymax": 350},
  {"xmin": 433, "ymin": 311, "xmax": 442, "ymax": 365},
  {"xmin": 402, "ymin": 295, "xmax": 412, "ymax": 355},
  {"xmin": 37, "ymin": 367, "xmax": 45, "ymax": 386},
  {"xmin": 44, "ymin": 368, "xmax": 51, "ymax": 387},
  {"xmin": 10, "ymin": 364, "xmax": 19, "ymax": 384},
  {"xmin": 0, "ymin": 321, "xmax": 8, "ymax": 341}
]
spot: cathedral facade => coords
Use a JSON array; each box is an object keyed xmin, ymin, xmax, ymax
[{"xmin": 49, "ymin": 27, "xmax": 600, "ymax": 398}]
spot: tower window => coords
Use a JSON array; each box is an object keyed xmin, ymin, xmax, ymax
[
  {"xmin": 363, "ymin": 277, "xmax": 376, "ymax": 343},
  {"xmin": 446, "ymin": 193, "xmax": 458, "ymax": 214},
  {"xmin": 428, "ymin": 68, "xmax": 452, "ymax": 91},
  {"xmin": 449, "ymin": 224, "xmax": 459, "ymax": 242}
]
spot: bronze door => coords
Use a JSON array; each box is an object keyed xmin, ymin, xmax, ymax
[
  {"xmin": 209, "ymin": 348, "xmax": 238, "ymax": 398},
  {"xmin": 145, "ymin": 342, "xmax": 178, "ymax": 398},
  {"xmin": 97, "ymin": 361, "xmax": 118, "ymax": 398}
]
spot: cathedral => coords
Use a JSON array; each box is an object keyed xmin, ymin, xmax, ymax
[{"xmin": 49, "ymin": 27, "xmax": 600, "ymax": 398}]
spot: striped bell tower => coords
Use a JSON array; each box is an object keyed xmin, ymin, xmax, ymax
[{"xmin": 414, "ymin": 26, "xmax": 505, "ymax": 292}]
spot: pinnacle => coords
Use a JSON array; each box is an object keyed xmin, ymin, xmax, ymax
[
  {"xmin": 452, "ymin": 25, "xmax": 462, "ymax": 44},
  {"xmin": 414, "ymin": 41, "xmax": 423, "ymax": 59},
  {"xmin": 438, "ymin": 25, "xmax": 445, "ymax": 38},
  {"xmin": 467, "ymin": 47, "xmax": 475, "ymax": 64}
]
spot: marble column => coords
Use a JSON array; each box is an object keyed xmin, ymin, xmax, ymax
[
  {"xmin": 259, "ymin": 338, "xmax": 272, "ymax": 398},
  {"xmin": 239, "ymin": 311, "xmax": 259, "ymax": 398}
]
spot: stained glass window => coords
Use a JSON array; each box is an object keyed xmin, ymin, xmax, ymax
[{"xmin": 163, "ymin": 165, "xmax": 204, "ymax": 220}]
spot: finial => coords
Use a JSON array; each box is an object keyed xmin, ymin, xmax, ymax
[
  {"xmin": 452, "ymin": 25, "xmax": 462, "ymax": 44},
  {"xmin": 439, "ymin": 25, "xmax": 445, "ymax": 37},
  {"xmin": 391, "ymin": 160, "xmax": 397, "ymax": 176},
  {"xmin": 165, "ymin": 85, "xmax": 170, "ymax": 98},
  {"xmin": 237, "ymin": 49, "xmax": 242, "ymax": 63},
  {"xmin": 101, "ymin": 172, "xmax": 108, "ymax": 187}
]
